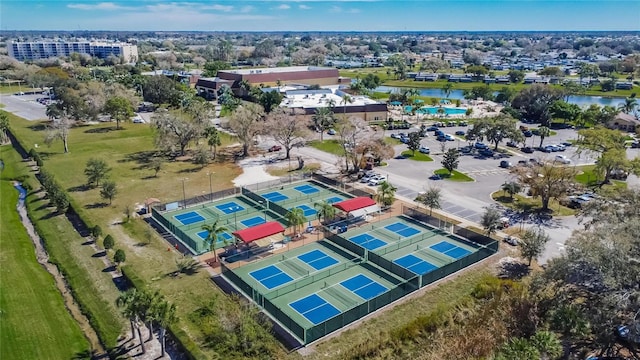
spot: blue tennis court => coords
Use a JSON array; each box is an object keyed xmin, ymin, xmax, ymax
[
  {"xmin": 250, "ymin": 265, "xmax": 294, "ymax": 289},
  {"xmin": 394, "ymin": 254, "xmax": 438, "ymax": 275},
  {"xmin": 196, "ymin": 230, "xmax": 232, "ymax": 242},
  {"xmin": 298, "ymin": 249, "xmax": 339, "ymax": 271},
  {"xmin": 290, "ymin": 294, "xmax": 341, "ymax": 325},
  {"xmin": 215, "ymin": 202, "xmax": 245, "ymax": 214},
  {"xmin": 430, "ymin": 241, "xmax": 472, "ymax": 259},
  {"xmin": 294, "ymin": 184, "xmax": 320, "ymax": 194},
  {"xmin": 384, "ymin": 222, "xmax": 421, "ymax": 238},
  {"xmin": 241, "ymin": 216, "xmax": 266, "ymax": 227},
  {"xmin": 326, "ymin": 196, "xmax": 343, "ymax": 204},
  {"xmin": 294, "ymin": 204, "xmax": 317, "ymax": 217},
  {"xmin": 262, "ymin": 191, "xmax": 289, "ymax": 202},
  {"xmin": 349, "ymin": 234, "xmax": 387, "ymax": 251},
  {"xmin": 340, "ymin": 274, "xmax": 388, "ymax": 300},
  {"xmin": 174, "ymin": 211, "xmax": 205, "ymax": 225}
]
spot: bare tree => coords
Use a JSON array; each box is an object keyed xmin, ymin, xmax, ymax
[
  {"xmin": 263, "ymin": 108, "xmax": 310, "ymax": 159},
  {"xmin": 151, "ymin": 110, "xmax": 205, "ymax": 156},
  {"xmin": 44, "ymin": 116, "xmax": 72, "ymax": 153},
  {"xmin": 228, "ymin": 103, "xmax": 265, "ymax": 157},
  {"xmin": 511, "ymin": 161, "xmax": 577, "ymax": 211}
]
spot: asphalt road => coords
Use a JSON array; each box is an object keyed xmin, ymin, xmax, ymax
[{"xmin": 0, "ymin": 93, "xmax": 49, "ymax": 121}]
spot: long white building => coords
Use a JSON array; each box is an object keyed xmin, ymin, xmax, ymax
[{"xmin": 8, "ymin": 41, "xmax": 138, "ymax": 62}]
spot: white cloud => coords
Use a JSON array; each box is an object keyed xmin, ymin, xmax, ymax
[
  {"xmin": 276, "ymin": 4, "xmax": 291, "ymax": 10},
  {"xmin": 67, "ymin": 2, "xmax": 127, "ymax": 11},
  {"xmin": 329, "ymin": 5, "xmax": 342, "ymax": 12},
  {"xmin": 240, "ymin": 5, "xmax": 255, "ymax": 13},
  {"xmin": 299, "ymin": 4, "xmax": 311, "ymax": 10},
  {"xmin": 347, "ymin": 8, "xmax": 360, "ymax": 13},
  {"xmin": 201, "ymin": 4, "xmax": 234, "ymax": 12}
]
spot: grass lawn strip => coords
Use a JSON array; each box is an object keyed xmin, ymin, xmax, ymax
[
  {"xmin": 434, "ymin": 168, "xmax": 474, "ymax": 182},
  {"xmin": 0, "ymin": 145, "xmax": 90, "ymax": 359},
  {"xmin": 401, "ymin": 150, "xmax": 433, "ymax": 161},
  {"xmin": 308, "ymin": 139, "xmax": 346, "ymax": 156}
]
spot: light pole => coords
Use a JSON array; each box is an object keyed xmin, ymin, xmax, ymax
[
  {"xmin": 207, "ymin": 172, "xmax": 213, "ymax": 202},
  {"xmin": 181, "ymin": 178, "xmax": 188, "ymax": 209}
]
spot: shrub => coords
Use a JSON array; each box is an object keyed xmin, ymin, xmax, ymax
[
  {"xmin": 103, "ymin": 235, "xmax": 114, "ymax": 250},
  {"xmin": 91, "ymin": 225, "xmax": 102, "ymax": 239}
]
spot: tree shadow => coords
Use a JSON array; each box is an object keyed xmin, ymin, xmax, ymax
[
  {"xmin": 81, "ymin": 239, "xmax": 95, "ymax": 246},
  {"xmin": 92, "ymin": 251, "xmax": 107, "ymax": 258},
  {"xmin": 134, "ymin": 242, "xmax": 149, "ymax": 247},
  {"xmin": 85, "ymin": 202, "xmax": 108, "ymax": 209},
  {"xmin": 498, "ymin": 260, "xmax": 531, "ymax": 280},
  {"xmin": 177, "ymin": 167, "xmax": 202, "ymax": 174},
  {"xmin": 140, "ymin": 175, "xmax": 157, "ymax": 180},
  {"xmin": 39, "ymin": 211, "xmax": 60, "ymax": 220},
  {"xmin": 112, "ymin": 275, "xmax": 130, "ymax": 292},
  {"xmin": 68, "ymin": 184, "xmax": 91, "ymax": 192},
  {"xmin": 27, "ymin": 122, "xmax": 48, "ymax": 132},
  {"xmin": 102, "ymin": 265, "xmax": 117, "ymax": 273},
  {"xmin": 84, "ymin": 126, "xmax": 119, "ymax": 134},
  {"xmin": 119, "ymin": 150, "xmax": 166, "ymax": 165}
]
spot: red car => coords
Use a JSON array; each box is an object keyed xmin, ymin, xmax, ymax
[{"xmin": 268, "ymin": 145, "xmax": 282, "ymax": 152}]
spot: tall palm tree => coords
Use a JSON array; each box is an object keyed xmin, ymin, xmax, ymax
[
  {"xmin": 201, "ymin": 220, "xmax": 228, "ymax": 262},
  {"xmin": 375, "ymin": 181, "xmax": 397, "ymax": 207},
  {"xmin": 312, "ymin": 107, "xmax": 334, "ymax": 142},
  {"xmin": 155, "ymin": 300, "xmax": 178, "ymax": 357},
  {"xmin": 285, "ymin": 207, "xmax": 306, "ymax": 236},
  {"xmin": 141, "ymin": 290, "xmax": 162, "ymax": 342},
  {"xmin": 340, "ymin": 94, "xmax": 353, "ymax": 120},
  {"xmin": 537, "ymin": 126, "xmax": 551, "ymax": 148},
  {"xmin": 618, "ymin": 97, "xmax": 638, "ymax": 114},
  {"xmin": 314, "ymin": 200, "xmax": 337, "ymax": 224},
  {"xmin": 442, "ymin": 83, "xmax": 453, "ymax": 99},
  {"xmin": 480, "ymin": 207, "xmax": 502, "ymax": 238},
  {"xmin": 116, "ymin": 289, "xmax": 146, "ymax": 354},
  {"xmin": 416, "ymin": 187, "xmax": 442, "ymax": 216}
]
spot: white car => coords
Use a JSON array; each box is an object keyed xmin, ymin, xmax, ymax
[
  {"xmin": 367, "ymin": 176, "xmax": 387, "ymax": 186},
  {"xmin": 555, "ymin": 155, "xmax": 571, "ymax": 164},
  {"xmin": 360, "ymin": 172, "xmax": 379, "ymax": 183}
]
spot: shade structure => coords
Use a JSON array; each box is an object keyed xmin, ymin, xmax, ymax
[
  {"xmin": 349, "ymin": 204, "xmax": 381, "ymax": 218},
  {"xmin": 333, "ymin": 197, "xmax": 377, "ymax": 213},
  {"xmin": 390, "ymin": 101, "xmax": 402, "ymax": 106},
  {"xmin": 233, "ymin": 221, "xmax": 285, "ymax": 244}
]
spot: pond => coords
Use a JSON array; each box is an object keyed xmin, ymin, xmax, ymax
[{"xmin": 374, "ymin": 86, "xmax": 627, "ymax": 108}]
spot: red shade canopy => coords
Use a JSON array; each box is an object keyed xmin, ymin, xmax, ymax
[
  {"xmin": 332, "ymin": 197, "xmax": 376, "ymax": 212},
  {"xmin": 232, "ymin": 221, "xmax": 285, "ymax": 243}
]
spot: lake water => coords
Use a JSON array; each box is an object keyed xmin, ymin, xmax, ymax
[{"xmin": 374, "ymin": 86, "xmax": 627, "ymax": 108}]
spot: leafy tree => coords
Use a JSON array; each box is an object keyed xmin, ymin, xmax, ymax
[
  {"xmin": 151, "ymin": 109, "xmax": 206, "ymax": 156},
  {"xmin": 466, "ymin": 65, "xmax": 489, "ymax": 81},
  {"xmin": 536, "ymin": 126, "xmax": 551, "ymax": 148},
  {"xmin": 375, "ymin": 181, "xmax": 397, "ymax": 207},
  {"xmin": 103, "ymin": 234, "xmax": 115, "ymax": 250},
  {"xmin": 84, "ymin": 158, "xmax": 111, "ymax": 188},
  {"xmin": 0, "ymin": 112, "xmax": 10, "ymax": 143},
  {"xmin": 314, "ymin": 200, "xmax": 337, "ymax": 224},
  {"xmin": 441, "ymin": 148, "xmax": 460, "ymax": 175},
  {"xmin": 114, "ymin": 249, "xmax": 126, "ymax": 265},
  {"xmin": 51, "ymin": 189, "xmax": 70, "ymax": 214},
  {"xmin": 149, "ymin": 157, "xmax": 163, "ymax": 177},
  {"xmin": 202, "ymin": 60, "xmax": 230, "ymax": 77},
  {"xmin": 103, "ymin": 96, "xmax": 134, "ymax": 130},
  {"xmin": 142, "ymin": 75, "xmax": 180, "ymax": 106},
  {"xmin": 473, "ymin": 114, "xmax": 521, "ymax": 150},
  {"xmin": 204, "ymin": 126, "xmax": 222, "ymax": 160},
  {"xmin": 360, "ymin": 74, "xmax": 381, "ymax": 91},
  {"xmin": 100, "ymin": 180, "xmax": 117, "ymax": 205},
  {"xmin": 416, "ymin": 187, "xmax": 442, "ymax": 216},
  {"xmin": 406, "ymin": 131, "xmax": 421, "ymax": 155},
  {"xmin": 91, "ymin": 225, "xmax": 102, "ymax": 239},
  {"xmin": 285, "ymin": 207, "xmax": 306, "ymax": 235},
  {"xmin": 258, "ymin": 90, "xmax": 283, "ymax": 114},
  {"xmin": 575, "ymin": 127, "xmax": 631, "ymax": 185},
  {"xmin": 192, "ymin": 147, "xmax": 211, "ymax": 168},
  {"xmin": 201, "ymin": 220, "xmax": 228, "ymax": 262},
  {"xmin": 519, "ymin": 227, "xmax": 550, "ymax": 266},
  {"xmin": 44, "ymin": 114, "xmax": 72, "ymax": 153},
  {"xmin": 480, "ymin": 206, "xmax": 502, "ymax": 237},
  {"xmin": 312, "ymin": 107, "xmax": 335, "ymax": 142},
  {"xmin": 501, "ymin": 181, "xmax": 522, "ymax": 200},
  {"xmin": 538, "ymin": 66, "xmax": 564, "ymax": 76},
  {"xmin": 264, "ymin": 108, "xmax": 310, "ymax": 159},
  {"xmin": 441, "ymin": 83, "xmax": 453, "ymax": 99},
  {"xmin": 228, "ymin": 103, "xmax": 265, "ymax": 157},
  {"xmin": 495, "ymin": 87, "xmax": 517, "ymax": 104},
  {"xmin": 512, "ymin": 161, "xmax": 577, "ymax": 210},
  {"xmin": 511, "ymin": 84, "xmax": 564, "ymax": 126},
  {"xmin": 421, "ymin": 57, "xmax": 449, "ymax": 73},
  {"xmin": 463, "ymin": 85, "xmax": 494, "ymax": 101},
  {"xmin": 508, "ymin": 70, "xmax": 526, "ymax": 83}
]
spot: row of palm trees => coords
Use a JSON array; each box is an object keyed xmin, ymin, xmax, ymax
[{"xmin": 116, "ymin": 288, "xmax": 177, "ymax": 357}]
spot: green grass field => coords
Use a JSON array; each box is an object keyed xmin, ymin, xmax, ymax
[
  {"xmin": 0, "ymin": 145, "xmax": 90, "ymax": 360},
  {"xmin": 307, "ymin": 139, "xmax": 346, "ymax": 156},
  {"xmin": 491, "ymin": 191, "xmax": 576, "ymax": 216},
  {"xmin": 401, "ymin": 150, "xmax": 433, "ymax": 161},
  {"xmin": 434, "ymin": 169, "xmax": 474, "ymax": 182}
]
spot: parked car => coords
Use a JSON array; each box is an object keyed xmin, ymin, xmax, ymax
[
  {"xmin": 519, "ymin": 125, "xmax": 529, "ymax": 131},
  {"xmin": 499, "ymin": 160, "xmax": 512, "ymax": 168},
  {"xmin": 540, "ymin": 146, "xmax": 553, "ymax": 153},
  {"xmin": 523, "ymin": 130, "xmax": 533, "ymax": 137},
  {"xmin": 419, "ymin": 146, "xmax": 430, "ymax": 154},
  {"xmin": 555, "ymin": 155, "xmax": 571, "ymax": 164},
  {"xmin": 504, "ymin": 236, "xmax": 518, "ymax": 246},
  {"xmin": 474, "ymin": 142, "xmax": 488, "ymax": 149},
  {"xmin": 561, "ymin": 141, "xmax": 573, "ymax": 147},
  {"xmin": 429, "ymin": 174, "xmax": 442, "ymax": 180},
  {"xmin": 426, "ymin": 125, "xmax": 439, "ymax": 131},
  {"xmin": 435, "ymin": 129, "xmax": 445, "ymax": 137},
  {"xmin": 446, "ymin": 122, "xmax": 456, "ymax": 127},
  {"xmin": 368, "ymin": 176, "xmax": 387, "ymax": 186},
  {"xmin": 479, "ymin": 148, "xmax": 494, "ymax": 157},
  {"xmin": 268, "ymin": 145, "xmax": 282, "ymax": 152},
  {"xmin": 455, "ymin": 130, "xmax": 465, "ymax": 136},
  {"xmin": 465, "ymin": 134, "xmax": 476, "ymax": 140},
  {"xmin": 460, "ymin": 146, "xmax": 472, "ymax": 154},
  {"xmin": 506, "ymin": 141, "xmax": 518, "ymax": 147},
  {"xmin": 517, "ymin": 160, "xmax": 528, "ymax": 166},
  {"xmin": 458, "ymin": 121, "xmax": 468, "ymax": 126},
  {"xmin": 360, "ymin": 172, "xmax": 379, "ymax": 183},
  {"xmin": 522, "ymin": 146, "xmax": 534, "ymax": 153},
  {"xmin": 327, "ymin": 128, "xmax": 336, "ymax": 135},
  {"xmin": 390, "ymin": 133, "xmax": 399, "ymax": 139},
  {"xmin": 444, "ymin": 134, "xmax": 455, "ymax": 141},
  {"xmin": 631, "ymin": 141, "xmax": 640, "ymax": 148}
]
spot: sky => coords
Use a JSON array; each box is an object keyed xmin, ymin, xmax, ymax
[{"xmin": 1, "ymin": 0, "xmax": 639, "ymax": 32}]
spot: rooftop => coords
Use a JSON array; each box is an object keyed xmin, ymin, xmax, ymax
[
  {"xmin": 221, "ymin": 66, "xmax": 334, "ymax": 75},
  {"xmin": 281, "ymin": 89, "xmax": 383, "ymax": 109}
]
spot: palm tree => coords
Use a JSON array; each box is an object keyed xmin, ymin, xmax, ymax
[
  {"xmin": 480, "ymin": 206, "xmax": 502, "ymax": 238},
  {"xmin": 618, "ymin": 97, "xmax": 638, "ymax": 114},
  {"xmin": 537, "ymin": 126, "xmax": 551, "ymax": 148},
  {"xmin": 155, "ymin": 300, "xmax": 178, "ymax": 358},
  {"xmin": 314, "ymin": 200, "xmax": 337, "ymax": 224},
  {"xmin": 375, "ymin": 181, "xmax": 397, "ymax": 207},
  {"xmin": 501, "ymin": 181, "xmax": 522, "ymax": 200},
  {"xmin": 116, "ymin": 289, "xmax": 146, "ymax": 354},
  {"xmin": 312, "ymin": 107, "xmax": 334, "ymax": 142},
  {"xmin": 340, "ymin": 94, "xmax": 353, "ymax": 120},
  {"xmin": 442, "ymin": 83, "xmax": 453, "ymax": 99},
  {"xmin": 416, "ymin": 187, "xmax": 442, "ymax": 216},
  {"xmin": 201, "ymin": 220, "xmax": 228, "ymax": 262},
  {"xmin": 285, "ymin": 208, "xmax": 306, "ymax": 236},
  {"xmin": 140, "ymin": 290, "xmax": 162, "ymax": 342}
]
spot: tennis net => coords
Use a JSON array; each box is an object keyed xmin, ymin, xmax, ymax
[
  {"xmin": 202, "ymin": 207, "xmax": 220, "ymax": 221},
  {"xmin": 281, "ymin": 256, "xmax": 309, "ymax": 277},
  {"xmin": 324, "ymin": 285, "xmax": 358, "ymax": 308}
]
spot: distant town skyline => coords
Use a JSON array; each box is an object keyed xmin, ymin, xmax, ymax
[{"xmin": 1, "ymin": 0, "xmax": 639, "ymax": 32}]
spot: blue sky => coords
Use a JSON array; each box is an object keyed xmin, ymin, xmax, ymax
[{"xmin": 1, "ymin": 1, "xmax": 639, "ymax": 31}]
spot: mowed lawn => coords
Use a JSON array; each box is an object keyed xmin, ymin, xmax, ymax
[{"xmin": 0, "ymin": 146, "xmax": 90, "ymax": 360}]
